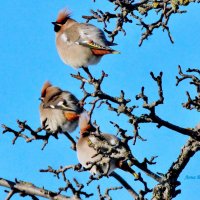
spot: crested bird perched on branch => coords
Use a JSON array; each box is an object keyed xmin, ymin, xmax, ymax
[
  {"xmin": 76, "ymin": 111, "xmax": 138, "ymax": 178},
  {"xmin": 39, "ymin": 81, "xmax": 83, "ymax": 133},
  {"xmin": 52, "ymin": 8, "xmax": 120, "ymax": 69}
]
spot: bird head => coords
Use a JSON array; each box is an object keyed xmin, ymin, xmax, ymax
[
  {"xmin": 40, "ymin": 81, "xmax": 52, "ymax": 100},
  {"xmin": 40, "ymin": 81, "xmax": 61, "ymax": 105},
  {"xmin": 52, "ymin": 8, "xmax": 71, "ymax": 32}
]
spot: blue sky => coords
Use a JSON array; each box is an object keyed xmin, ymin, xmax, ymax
[{"xmin": 0, "ymin": 1, "xmax": 200, "ymax": 199}]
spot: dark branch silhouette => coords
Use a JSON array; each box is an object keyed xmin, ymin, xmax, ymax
[
  {"xmin": 2, "ymin": 65, "xmax": 199, "ymax": 199},
  {"xmin": 0, "ymin": 178, "xmax": 78, "ymax": 200},
  {"xmin": 83, "ymin": 0, "xmax": 200, "ymax": 45},
  {"xmin": 1, "ymin": 0, "xmax": 200, "ymax": 199}
]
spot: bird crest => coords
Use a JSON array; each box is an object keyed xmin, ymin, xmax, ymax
[
  {"xmin": 79, "ymin": 111, "xmax": 96, "ymax": 134},
  {"xmin": 56, "ymin": 8, "xmax": 71, "ymax": 24},
  {"xmin": 79, "ymin": 111, "xmax": 90, "ymax": 132},
  {"xmin": 41, "ymin": 81, "xmax": 52, "ymax": 98}
]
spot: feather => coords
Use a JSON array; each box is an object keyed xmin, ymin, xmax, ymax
[
  {"xmin": 79, "ymin": 111, "xmax": 91, "ymax": 132},
  {"xmin": 56, "ymin": 8, "xmax": 71, "ymax": 24},
  {"xmin": 41, "ymin": 81, "xmax": 52, "ymax": 98},
  {"xmin": 78, "ymin": 40, "xmax": 110, "ymax": 50},
  {"xmin": 64, "ymin": 112, "xmax": 80, "ymax": 121},
  {"xmin": 91, "ymin": 49, "xmax": 120, "ymax": 55},
  {"xmin": 79, "ymin": 111, "xmax": 89, "ymax": 127},
  {"xmin": 76, "ymin": 40, "xmax": 120, "ymax": 55}
]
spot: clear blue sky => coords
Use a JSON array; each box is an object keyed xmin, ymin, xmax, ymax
[{"xmin": 0, "ymin": 1, "xmax": 199, "ymax": 199}]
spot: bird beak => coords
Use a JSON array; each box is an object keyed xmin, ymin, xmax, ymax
[
  {"xmin": 51, "ymin": 21, "xmax": 61, "ymax": 26},
  {"xmin": 51, "ymin": 21, "xmax": 57, "ymax": 25},
  {"xmin": 39, "ymin": 97, "xmax": 44, "ymax": 102}
]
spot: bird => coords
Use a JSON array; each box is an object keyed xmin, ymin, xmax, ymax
[
  {"xmin": 39, "ymin": 81, "xmax": 83, "ymax": 134},
  {"xmin": 51, "ymin": 8, "xmax": 120, "ymax": 69},
  {"xmin": 76, "ymin": 111, "xmax": 138, "ymax": 178}
]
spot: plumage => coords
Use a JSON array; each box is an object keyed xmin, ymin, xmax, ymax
[
  {"xmin": 77, "ymin": 132, "xmax": 120, "ymax": 175},
  {"xmin": 76, "ymin": 112, "xmax": 138, "ymax": 178},
  {"xmin": 39, "ymin": 81, "xmax": 83, "ymax": 133},
  {"xmin": 56, "ymin": 8, "xmax": 71, "ymax": 24},
  {"xmin": 52, "ymin": 8, "xmax": 120, "ymax": 69}
]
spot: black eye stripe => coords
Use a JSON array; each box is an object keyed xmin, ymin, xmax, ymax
[
  {"xmin": 47, "ymin": 91, "xmax": 62, "ymax": 102},
  {"xmin": 48, "ymin": 95, "xmax": 58, "ymax": 102},
  {"xmin": 54, "ymin": 25, "xmax": 61, "ymax": 32}
]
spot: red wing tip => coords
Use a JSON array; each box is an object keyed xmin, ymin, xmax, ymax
[{"xmin": 91, "ymin": 49, "xmax": 120, "ymax": 55}]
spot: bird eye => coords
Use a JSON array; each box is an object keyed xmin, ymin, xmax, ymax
[
  {"xmin": 54, "ymin": 24, "xmax": 61, "ymax": 32},
  {"xmin": 39, "ymin": 97, "xmax": 44, "ymax": 102},
  {"xmin": 63, "ymin": 99, "xmax": 67, "ymax": 105}
]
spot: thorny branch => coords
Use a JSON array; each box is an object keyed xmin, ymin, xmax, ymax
[
  {"xmin": 1, "ymin": 117, "xmax": 159, "ymax": 199},
  {"xmin": 110, "ymin": 172, "xmax": 139, "ymax": 199},
  {"xmin": 97, "ymin": 184, "xmax": 123, "ymax": 200},
  {"xmin": 72, "ymin": 67, "xmax": 200, "ymax": 143},
  {"xmin": 1, "ymin": 65, "xmax": 200, "ymax": 199},
  {"xmin": 176, "ymin": 65, "xmax": 200, "ymax": 111},
  {"xmin": 40, "ymin": 164, "xmax": 82, "ymax": 181},
  {"xmin": 152, "ymin": 137, "xmax": 200, "ymax": 200},
  {"xmin": 83, "ymin": 0, "xmax": 200, "ymax": 45},
  {"xmin": 39, "ymin": 162, "xmax": 151, "ymax": 199},
  {"xmin": 0, "ymin": 178, "xmax": 76, "ymax": 200},
  {"xmin": 0, "ymin": 1, "xmax": 199, "ymax": 199},
  {"xmin": 1, "ymin": 120, "xmax": 77, "ymax": 150},
  {"xmin": 71, "ymin": 66, "xmax": 200, "ymax": 198},
  {"xmin": 39, "ymin": 124, "xmax": 157, "ymax": 199},
  {"xmin": 58, "ymin": 178, "xmax": 93, "ymax": 199}
]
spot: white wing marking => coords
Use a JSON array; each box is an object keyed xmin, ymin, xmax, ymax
[{"xmin": 61, "ymin": 33, "xmax": 68, "ymax": 42}]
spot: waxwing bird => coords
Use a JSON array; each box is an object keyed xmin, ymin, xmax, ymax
[
  {"xmin": 76, "ymin": 111, "xmax": 138, "ymax": 178},
  {"xmin": 39, "ymin": 81, "xmax": 83, "ymax": 133},
  {"xmin": 52, "ymin": 8, "xmax": 120, "ymax": 69}
]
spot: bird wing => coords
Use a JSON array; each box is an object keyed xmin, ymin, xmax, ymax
[
  {"xmin": 75, "ymin": 23, "xmax": 117, "ymax": 49},
  {"xmin": 88, "ymin": 133, "xmax": 129, "ymax": 160},
  {"xmin": 101, "ymin": 133, "xmax": 120, "ymax": 146},
  {"xmin": 75, "ymin": 24, "xmax": 119, "ymax": 55},
  {"xmin": 43, "ymin": 91, "xmax": 82, "ymax": 113},
  {"xmin": 61, "ymin": 23, "xmax": 119, "ymax": 55},
  {"xmin": 78, "ymin": 23, "xmax": 108, "ymax": 45},
  {"xmin": 89, "ymin": 133, "xmax": 120, "ymax": 148},
  {"xmin": 77, "ymin": 40, "xmax": 120, "ymax": 55}
]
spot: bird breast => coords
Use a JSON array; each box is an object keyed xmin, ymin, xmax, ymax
[
  {"xmin": 56, "ymin": 34, "xmax": 102, "ymax": 68},
  {"xmin": 40, "ymin": 105, "xmax": 78, "ymax": 133},
  {"xmin": 76, "ymin": 135, "xmax": 117, "ymax": 176}
]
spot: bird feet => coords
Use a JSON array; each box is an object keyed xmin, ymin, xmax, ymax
[{"xmin": 82, "ymin": 66, "xmax": 93, "ymax": 80}]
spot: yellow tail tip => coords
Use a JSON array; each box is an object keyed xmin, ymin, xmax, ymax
[
  {"xmin": 112, "ymin": 50, "xmax": 120, "ymax": 54},
  {"xmin": 133, "ymin": 172, "xmax": 139, "ymax": 179}
]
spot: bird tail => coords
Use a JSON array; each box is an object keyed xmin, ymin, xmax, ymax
[
  {"xmin": 131, "ymin": 171, "xmax": 139, "ymax": 179},
  {"xmin": 91, "ymin": 49, "xmax": 120, "ymax": 55},
  {"xmin": 78, "ymin": 40, "xmax": 120, "ymax": 55},
  {"xmin": 127, "ymin": 161, "xmax": 139, "ymax": 179},
  {"xmin": 111, "ymin": 50, "xmax": 120, "ymax": 54},
  {"xmin": 126, "ymin": 166, "xmax": 139, "ymax": 179},
  {"xmin": 117, "ymin": 160, "xmax": 139, "ymax": 179}
]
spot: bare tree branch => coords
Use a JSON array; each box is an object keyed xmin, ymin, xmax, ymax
[
  {"xmin": 152, "ymin": 137, "xmax": 200, "ymax": 199},
  {"xmin": 97, "ymin": 184, "xmax": 123, "ymax": 200},
  {"xmin": 82, "ymin": 0, "xmax": 200, "ymax": 45},
  {"xmin": 110, "ymin": 172, "xmax": 139, "ymax": 200},
  {"xmin": 72, "ymin": 69, "xmax": 200, "ymax": 143},
  {"xmin": 0, "ymin": 178, "xmax": 76, "ymax": 200},
  {"xmin": 1, "ymin": 121, "xmax": 77, "ymax": 150},
  {"xmin": 176, "ymin": 65, "xmax": 200, "ymax": 111}
]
